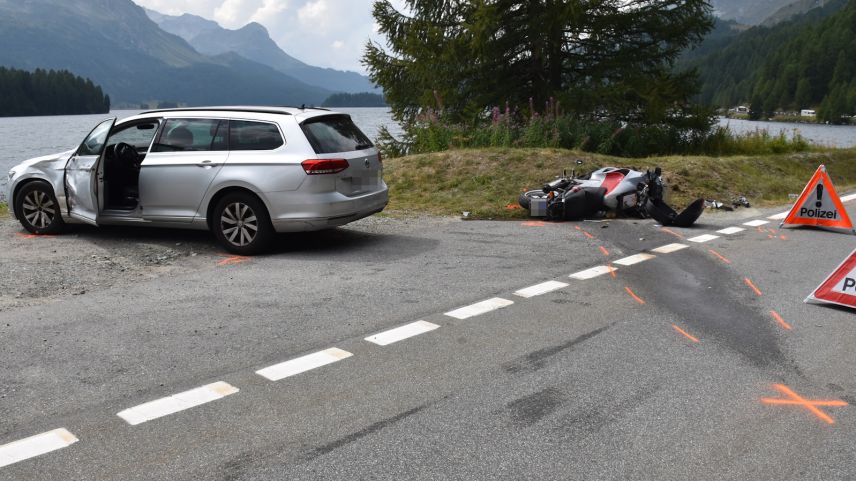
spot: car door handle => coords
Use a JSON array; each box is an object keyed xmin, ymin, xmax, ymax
[{"xmin": 197, "ymin": 160, "xmax": 215, "ymax": 167}]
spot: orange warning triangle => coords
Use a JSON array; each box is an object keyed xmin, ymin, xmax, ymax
[
  {"xmin": 781, "ymin": 165, "xmax": 854, "ymax": 234},
  {"xmin": 806, "ymin": 248, "xmax": 856, "ymax": 309}
]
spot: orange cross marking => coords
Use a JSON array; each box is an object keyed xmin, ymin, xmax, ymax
[
  {"xmin": 671, "ymin": 324, "xmax": 700, "ymax": 343},
  {"xmin": 522, "ymin": 221, "xmax": 547, "ymax": 227},
  {"xmin": 217, "ymin": 255, "xmax": 251, "ymax": 266},
  {"xmin": 598, "ymin": 246, "xmax": 610, "ymax": 256},
  {"xmin": 660, "ymin": 227, "xmax": 684, "ymax": 239},
  {"xmin": 608, "ymin": 263, "xmax": 617, "ymax": 279},
  {"xmin": 708, "ymin": 249, "xmax": 731, "ymax": 264},
  {"xmin": 769, "ymin": 310, "xmax": 792, "ymax": 330},
  {"xmin": 761, "ymin": 384, "xmax": 847, "ymax": 424},
  {"xmin": 744, "ymin": 277, "xmax": 762, "ymax": 296},
  {"xmin": 625, "ymin": 286, "xmax": 645, "ymax": 305},
  {"xmin": 581, "ymin": 230, "xmax": 595, "ymax": 239}
]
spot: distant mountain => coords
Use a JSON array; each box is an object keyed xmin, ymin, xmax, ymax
[
  {"xmin": 710, "ymin": 0, "xmax": 808, "ymax": 24},
  {"xmin": 685, "ymin": 0, "xmax": 853, "ymax": 122},
  {"xmin": 761, "ymin": 0, "xmax": 834, "ymax": 26},
  {"xmin": 145, "ymin": 10, "xmax": 379, "ymax": 95},
  {"xmin": 0, "ymin": 0, "xmax": 331, "ymax": 105}
]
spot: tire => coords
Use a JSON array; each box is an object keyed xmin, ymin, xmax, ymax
[
  {"xmin": 212, "ymin": 192, "xmax": 274, "ymax": 255},
  {"xmin": 14, "ymin": 181, "xmax": 65, "ymax": 235},
  {"xmin": 518, "ymin": 190, "xmax": 548, "ymax": 210}
]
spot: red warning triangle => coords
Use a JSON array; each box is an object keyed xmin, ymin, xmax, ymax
[
  {"xmin": 806, "ymin": 248, "xmax": 856, "ymax": 309},
  {"xmin": 781, "ymin": 165, "xmax": 854, "ymax": 234}
]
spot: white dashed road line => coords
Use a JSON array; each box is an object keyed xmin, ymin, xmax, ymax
[
  {"xmin": 651, "ymin": 243, "xmax": 689, "ymax": 254},
  {"xmin": 743, "ymin": 219, "xmax": 770, "ymax": 227},
  {"xmin": 768, "ymin": 212, "xmax": 789, "ymax": 220},
  {"xmin": 841, "ymin": 193, "xmax": 856, "ymax": 202},
  {"xmin": 688, "ymin": 234, "xmax": 720, "ymax": 243},
  {"xmin": 514, "ymin": 281, "xmax": 569, "ymax": 298},
  {"xmin": 614, "ymin": 253, "xmax": 656, "ymax": 266},
  {"xmin": 569, "ymin": 265, "xmax": 617, "ymax": 280},
  {"xmin": 717, "ymin": 227, "xmax": 745, "ymax": 235},
  {"xmin": 445, "ymin": 298, "xmax": 514, "ymax": 320},
  {"xmin": 365, "ymin": 321, "xmax": 440, "ymax": 346},
  {"xmin": 0, "ymin": 429, "xmax": 78, "ymax": 469},
  {"xmin": 257, "ymin": 348, "xmax": 352, "ymax": 381},
  {"xmin": 117, "ymin": 382, "xmax": 239, "ymax": 426}
]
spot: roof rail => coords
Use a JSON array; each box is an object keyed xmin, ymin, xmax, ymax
[
  {"xmin": 139, "ymin": 106, "xmax": 295, "ymax": 115},
  {"xmin": 283, "ymin": 105, "xmax": 331, "ymax": 111}
]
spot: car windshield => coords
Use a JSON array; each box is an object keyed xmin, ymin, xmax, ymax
[{"xmin": 300, "ymin": 115, "xmax": 373, "ymax": 154}]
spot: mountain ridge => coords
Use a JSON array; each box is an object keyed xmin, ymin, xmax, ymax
[
  {"xmin": 145, "ymin": 9, "xmax": 379, "ymax": 95},
  {"xmin": 0, "ymin": 0, "xmax": 332, "ymax": 106}
]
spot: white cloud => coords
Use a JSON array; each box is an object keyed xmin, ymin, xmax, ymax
[
  {"xmin": 213, "ymin": 0, "xmax": 264, "ymax": 28},
  {"xmin": 133, "ymin": 0, "xmax": 388, "ymax": 73},
  {"xmin": 297, "ymin": 0, "xmax": 330, "ymax": 30}
]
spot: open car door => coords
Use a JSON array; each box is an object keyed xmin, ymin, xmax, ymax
[{"xmin": 64, "ymin": 118, "xmax": 115, "ymax": 225}]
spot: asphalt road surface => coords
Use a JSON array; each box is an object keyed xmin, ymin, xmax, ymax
[{"xmin": 2, "ymin": 198, "xmax": 856, "ymax": 480}]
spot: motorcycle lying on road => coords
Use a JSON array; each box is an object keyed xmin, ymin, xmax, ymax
[{"xmin": 518, "ymin": 163, "xmax": 705, "ymax": 227}]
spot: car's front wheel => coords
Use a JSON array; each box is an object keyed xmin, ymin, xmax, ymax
[
  {"xmin": 212, "ymin": 192, "xmax": 274, "ymax": 255},
  {"xmin": 15, "ymin": 181, "xmax": 65, "ymax": 235}
]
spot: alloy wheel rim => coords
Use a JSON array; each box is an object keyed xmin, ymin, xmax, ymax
[
  {"xmin": 220, "ymin": 202, "xmax": 258, "ymax": 247},
  {"xmin": 22, "ymin": 190, "xmax": 56, "ymax": 229}
]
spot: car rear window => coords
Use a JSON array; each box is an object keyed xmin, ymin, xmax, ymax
[
  {"xmin": 229, "ymin": 120, "xmax": 284, "ymax": 151},
  {"xmin": 300, "ymin": 115, "xmax": 373, "ymax": 154}
]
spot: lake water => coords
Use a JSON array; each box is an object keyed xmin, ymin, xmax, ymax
[
  {"xmin": 716, "ymin": 117, "xmax": 856, "ymax": 148},
  {"xmin": 3, "ymin": 110, "xmax": 856, "ymax": 202}
]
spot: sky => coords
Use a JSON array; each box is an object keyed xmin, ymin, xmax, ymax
[{"xmin": 132, "ymin": 0, "xmax": 407, "ymax": 74}]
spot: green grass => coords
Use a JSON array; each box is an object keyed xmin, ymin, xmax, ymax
[
  {"xmin": 0, "ymin": 202, "xmax": 8, "ymax": 218},
  {"xmin": 383, "ymin": 147, "xmax": 856, "ymax": 219}
]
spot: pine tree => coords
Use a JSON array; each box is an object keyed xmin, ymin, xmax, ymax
[{"xmin": 364, "ymin": 0, "xmax": 713, "ymax": 126}]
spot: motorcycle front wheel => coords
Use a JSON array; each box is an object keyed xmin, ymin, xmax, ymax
[{"xmin": 518, "ymin": 190, "xmax": 549, "ymax": 210}]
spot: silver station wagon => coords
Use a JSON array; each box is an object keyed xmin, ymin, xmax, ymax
[{"xmin": 6, "ymin": 107, "xmax": 388, "ymax": 254}]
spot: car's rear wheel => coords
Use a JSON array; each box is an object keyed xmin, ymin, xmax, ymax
[
  {"xmin": 15, "ymin": 181, "xmax": 65, "ymax": 235},
  {"xmin": 212, "ymin": 192, "xmax": 274, "ymax": 255}
]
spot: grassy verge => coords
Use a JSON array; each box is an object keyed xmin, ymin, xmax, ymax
[
  {"xmin": 383, "ymin": 147, "xmax": 856, "ymax": 219},
  {"xmin": 0, "ymin": 202, "xmax": 8, "ymax": 218}
]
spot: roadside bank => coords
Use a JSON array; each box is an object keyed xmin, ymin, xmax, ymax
[{"xmin": 383, "ymin": 147, "xmax": 856, "ymax": 219}]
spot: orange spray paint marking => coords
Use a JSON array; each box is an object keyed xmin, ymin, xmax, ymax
[
  {"xmin": 625, "ymin": 287, "xmax": 645, "ymax": 305},
  {"xmin": 708, "ymin": 249, "xmax": 732, "ymax": 264},
  {"xmin": 661, "ymin": 228, "xmax": 684, "ymax": 239},
  {"xmin": 779, "ymin": 235, "xmax": 788, "ymax": 241},
  {"xmin": 761, "ymin": 384, "xmax": 847, "ymax": 424},
  {"xmin": 505, "ymin": 203, "xmax": 522, "ymax": 210},
  {"xmin": 217, "ymin": 255, "xmax": 251, "ymax": 266},
  {"xmin": 744, "ymin": 277, "xmax": 763, "ymax": 296},
  {"xmin": 15, "ymin": 232, "xmax": 54, "ymax": 239},
  {"xmin": 522, "ymin": 221, "xmax": 547, "ymax": 227},
  {"xmin": 770, "ymin": 310, "xmax": 793, "ymax": 330},
  {"xmin": 608, "ymin": 263, "xmax": 617, "ymax": 278},
  {"xmin": 574, "ymin": 225, "xmax": 582, "ymax": 231},
  {"xmin": 671, "ymin": 324, "xmax": 700, "ymax": 343},
  {"xmin": 598, "ymin": 246, "xmax": 610, "ymax": 256},
  {"xmin": 582, "ymin": 230, "xmax": 595, "ymax": 239}
]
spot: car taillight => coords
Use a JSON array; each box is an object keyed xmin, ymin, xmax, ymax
[{"xmin": 301, "ymin": 159, "xmax": 349, "ymax": 175}]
